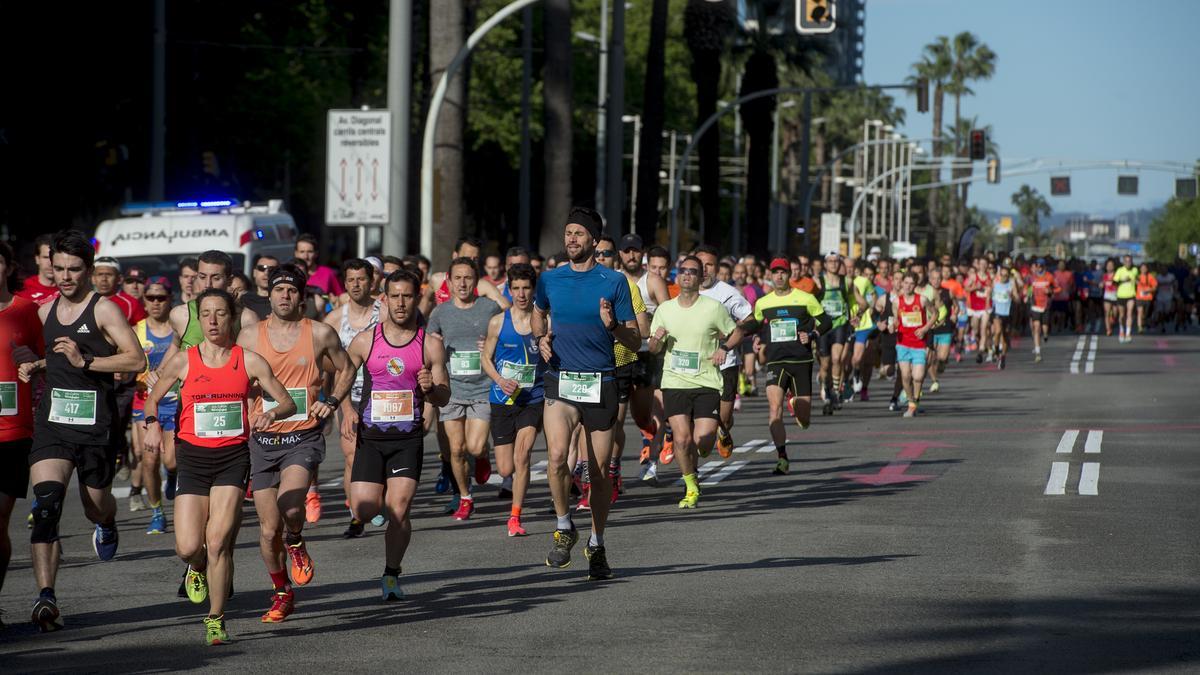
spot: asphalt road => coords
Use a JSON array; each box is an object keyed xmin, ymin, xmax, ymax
[{"xmin": 2, "ymin": 327, "xmax": 1198, "ymax": 673}]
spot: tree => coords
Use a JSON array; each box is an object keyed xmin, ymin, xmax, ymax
[
  {"xmin": 943, "ymin": 32, "xmax": 995, "ymax": 242},
  {"xmin": 1147, "ymin": 196, "xmax": 1200, "ymax": 262},
  {"xmin": 633, "ymin": 0, "xmax": 670, "ymax": 245},
  {"xmin": 1011, "ymin": 184, "xmax": 1051, "ymax": 250},
  {"xmin": 945, "ymin": 116, "xmax": 997, "ymax": 239},
  {"xmin": 540, "ymin": 0, "xmax": 573, "ymax": 254},
  {"xmin": 430, "ymin": 1, "xmax": 466, "ymax": 266},
  {"xmin": 909, "ymin": 38, "xmax": 952, "ymax": 243},
  {"xmin": 683, "ymin": 0, "xmax": 735, "ymax": 244}
]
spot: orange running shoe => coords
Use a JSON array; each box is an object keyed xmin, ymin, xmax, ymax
[
  {"xmin": 305, "ymin": 490, "xmax": 322, "ymax": 524},
  {"xmin": 507, "ymin": 516, "xmax": 527, "ymax": 537},
  {"xmin": 261, "ymin": 589, "xmax": 294, "ymax": 623},
  {"xmin": 287, "ymin": 541, "xmax": 315, "ymax": 586},
  {"xmin": 658, "ymin": 431, "xmax": 674, "ymax": 465},
  {"xmin": 716, "ymin": 426, "xmax": 734, "ymax": 458}
]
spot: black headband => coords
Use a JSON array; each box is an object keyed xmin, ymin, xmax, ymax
[
  {"xmin": 567, "ymin": 207, "xmax": 603, "ymax": 243},
  {"xmin": 269, "ymin": 269, "xmax": 307, "ymax": 292}
]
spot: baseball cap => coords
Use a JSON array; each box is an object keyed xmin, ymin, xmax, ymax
[
  {"xmin": 619, "ymin": 233, "xmax": 644, "ymax": 251},
  {"xmin": 824, "ymin": 250, "xmax": 840, "ymax": 260},
  {"xmin": 94, "ymin": 256, "xmax": 120, "ymax": 271},
  {"xmin": 1035, "ymin": 258, "xmax": 1046, "ymax": 266},
  {"xmin": 145, "ymin": 275, "xmax": 172, "ymax": 290},
  {"xmin": 124, "ymin": 266, "xmax": 147, "ymax": 282},
  {"xmin": 769, "ymin": 257, "xmax": 791, "ymax": 271}
]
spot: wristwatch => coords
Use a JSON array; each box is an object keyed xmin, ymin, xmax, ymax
[
  {"xmin": 82, "ymin": 354, "xmax": 95, "ymax": 372},
  {"xmin": 144, "ymin": 415, "xmax": 158, "ymax": 426},
  {"xmin": 325, "ymin": 395, "xmax": 340, "ymax": 409}
]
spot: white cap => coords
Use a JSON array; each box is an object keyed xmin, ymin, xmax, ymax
[
  {"xmin": 94, "ymin": 256, "xmax": 121, "ymax": 271},
  {"xmin": 364, "ymin": 256, "xmax": 383, "ymax": 274}
]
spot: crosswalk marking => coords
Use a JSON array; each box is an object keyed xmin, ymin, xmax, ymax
[
  {"xmin": 1084, "ymin": 430, "xmax": 1103, "ymax": 454},
  {"xmin": 756, "ymin": 443, "xmax": 777, "ymax": 454},
  {"xmin": 674, "ymin": 460, "xmax": 725, "ymax": 485},
  {"xmin": 1086, "ymin": 335, "xmax": 1098, "ymax": 374},
  {"xmin": 529, "ymin": 460, "xmax": 549, "ymax": 481},
  {"xmin": 701, "ymin": 461, "xmax": 749, "ymax": 486},
  {"xmin": 734, "ymin": 439, "xmax": 767, "ymax": 454},
  {"xmin": 1055, "ymin": 430, "xmax": 1080, "ymax": 454},
  {"xmin": 1044, "ymin": 462, "xmax": 1070, "ymax": 495},
  {"xmin": 1079, "ymin": 462, "xmax": 1101, "ymax": 495}
]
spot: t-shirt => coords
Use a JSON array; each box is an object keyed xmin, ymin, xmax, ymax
[
  {"xmin": 1113, "ymin": 266, "xmax": 1137, "ymax": 299},
  {"xmin": 427, "ymin": 297, "xmax": 502, "ymax": 401},
  {"xmin": 853, "ymin": 276, "xmax": 877, "ymax": 331},
  {"xmin": 1028, "ymin": 272, "xmax": 1056, "ymax": 310},
  {"xmin": 992, "ymin": 280, "xmax": 1014, "ymax": 316},
  {"xmin": 699, "ymin": 280, "xmax": 752, "ymax": 370},
  {"xmin": 790, "ymin": 277, "xmax": 817, "ymax": 294},
  {"xmin": 1155, "ymin": 273, "xmax": 1176, "ymax": 301},
  {"xmin": 650, "ymin": 295, "xmax": 735, "ymax": 392},
  {"xmin": 0, "ymin": 296, "xmax": 45, "ymax": 442},
  {"xmin": 1137, "ymin": 274, "xmax": 1158, "ymax": 301},
  {"xmin": 753, "ymin": 289, "xmax": 828, "ymax": 364},
  {"xmin": 241, "ymin": 292, "xmax": 272, "ymax": 320},
  {"xmin": 534, "ymin": 264, "xmax": 635, "ymax": 373},
  {"xmin": 15, "ymin": 277, "xmax": 58, "ymax": 306},
  {"xmin": 1052, "ymin": 270, "xmax": 1074, "ymax": 301},
  {"xmin": 106, "ymin": 291, "xmax": 147, "ymax": 326},
  {"xmin": 307, "ymin": 265, "xmax": 344, "ymax": 297},
  {"xmin": 614, "ymin": 278, "xmax": 647, "ymax": 368}
]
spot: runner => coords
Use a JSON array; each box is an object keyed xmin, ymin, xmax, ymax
[
  {"xmin": 14, "ymin": 234, "xmax": 59, "ymax": 306},
  {"xmin": 131, "ymin": 277, "xmax": 178, "ymax": 535},
  {"xmin": 1052, "ymin": 259, "xmax": 1075, "ymax": 334},
  {"xmin": 624, "ymin": 240, "xmax": 671, "ymax": 482},
  {"xmin": 241, "ymin": 254, "xmax": 279, "ymax": 321},
  {"xmin": 0, "ymin": 242, "xmax": 44, "ymax": 615},
  {"xmin": 1135, "ymin": 263, "xmax": 1157, "ymax": 334},
  {"xmin": 926, "ymin": 265, "xmax": 956, "ymax": 390},
  {"xmin": 1113, "ymin": 255, "xmax": 1138, "ymax": 343},
  {"xmin": 695, "ymin": 245, "xmax": 754, "ymax": 457},
  {"xmin": 966, "ymin": 257, "xmax": 993, "ymax": 362},
  {"xmin": 1102, "ymin": 259, "xmax": 1119, "ymax": 337},
  {"xmin": 990, "ymin": 266, "xmax": 1017, "ymax": 369},
  {"xmin": 323, "ymin": 259, "xmax": 381, "ymax": 538},
  {"xmin": 428, "ymin": 237, "xmax": 510, "ymax": 308},
  {"xmin": 815, "ymin": 252, "xmax": 852, "ymax": 415},
  {"xmin": 648, "ymin": 255, "xmax": 742, "ymax": 508},
  {"xmin": 18, "ymin": 231, "xmax": 146, "ymax": 633},
  {"xmin": 1026, "ymin": 259, "xmax": 1059, "ymax": 362},
  {"xmin": 848, "ymin": 260, "xmax": 880, "ymax": 401},
  {"xmin": 238, "ymin": 265, "xmax": 355, "ymax": 623},
  {"xmin": 343, "ymin": 269, "xmax": 450, "ymax": 601},
  {"xmin": 733, "ymin": 261, "xmax": 765, "ymax": 398},
  {"xmin": 143, "ymin": 288, "xmax": 295, "ymax": 645},
  {"xmin": 294, "ymin": 234, "xmax": 344, "ymax": 300},
  {"xmin": 533, "ymin": 206, "xmax": 637, "ymax": 580},
  {"xmin": 427, "ymin": 257, "xmax": 502, "ymax": 520},
  {"xmin": 894, "ymin": 273, "xmax": 936, "ymax": 417},
  {"xmin": 481, "ymin": 263, "xmax": 546, "ymax": 536},
  {"xmin": 178, "ymin": 257, "xmax": 199, "ymax": 305},
  {"xmin": 752, "ymin": 257, "xmax": 831, "ymax": 475}
]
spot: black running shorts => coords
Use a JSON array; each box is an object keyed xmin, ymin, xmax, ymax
[
  {"xmin": 490, "ymin": 402, "xmax": 543, "ymax": 446},
  {"xmin": 352, "ymin": 433, "xmax": 424, "ymax": 484},
  {"xmin": 29, "ymin": 437, "xmax": 118, "ymax": 490},
  {"xmin": 175, "ymin": 440, "xmax": 250, "ymax": 496},
  {"xmin": 543, "ymin": 372, "xmax": 619, "ymax": 433},
  {"xmin": 764, "ymin": 361, "xmax": 814, "ymax": 397},
  {"xmin": 663, "ymin": 387, "xmax": 721, "ymax": 420},
  {"xmin": 720, "ymin": 366, "xmax": 739, "ymax": 403}
]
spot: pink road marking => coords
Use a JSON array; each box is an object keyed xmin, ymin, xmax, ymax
[
  {"xmin": 794, "ymin": 423, "xmax": 1200, "ymax": 442},
  {"xmin": 841, "ymin": 441, "xmax": 953, "ymax": 485},
  {"xmin": 1156, "ymin": 338, "xmax": 1178, "ymax": 366}
]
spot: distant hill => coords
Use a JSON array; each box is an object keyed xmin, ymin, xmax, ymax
[{"xmin": 978, "ymin": 206, "xmax": 1163, "ymax": 234}]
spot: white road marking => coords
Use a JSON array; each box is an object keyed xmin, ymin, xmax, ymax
[
  {"xmin": 1079, "ymin": 462, "xmax": 1100, "ymax": 495},
  {"xmin": 1084, "ymin": 430, "xmax": 1103, "ymax": 454},
  {"xmin": 1070, "ymin": 336, "xmax": 1086, "ymax": 374},
  {"xmin": 701, "ymin": 461, "xmax": 750, "ymax": 486},
  {"xmin": 1086, "ymin": 335, "xmax": 1098, "ymax": 373},
  {"xmin": 1044, "ymin": 462, "xmax": 1070, "ymax": 495},
  {"xmin": 734, "ymin": 439, "xmax": 767, "ymax": 454},
  {"xmin": 756, "ymin": 443, "xmax": 778, "ymax": 454},
  {"xmin": 1055, "ymin": 430, "xmax": 1080, "ymax": 454},
  {"xmin": 529, "ymin": 460, "xmax": 549, "ymax": 481},
  {"xmin": 674, "ymin": 460, "xmax": 725, "ymax": 485}
]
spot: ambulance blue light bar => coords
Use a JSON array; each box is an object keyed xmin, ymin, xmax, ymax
[{"xmin": 120, "ymin": 198, "xmax": 239, "ymax": 215}]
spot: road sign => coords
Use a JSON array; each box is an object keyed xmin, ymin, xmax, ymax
[
  {"xmin": 326, "ymin": 109, "xmax": 390, "ymax": 225},
  {"xmin": 1050, "ymin": 176, "xmax": 1071, "ymax": 196},
  {"xmin": 891, "ymin": 241, "xmax": 917, "ymax": 259},
  {"xmin": 796, "ymin": 0, "xmax": 836, "ymax": 34},
  {"xmin": 1117, "ymin": 175, "xmax": 1138, "ymax": 196},
  {"xmin": 819, "ymin": 212, "xmax": 842, "ymax": 255},
  {"xmin": 1177, "ymin": 178, "xmax": 1198, "ymax": 200}
]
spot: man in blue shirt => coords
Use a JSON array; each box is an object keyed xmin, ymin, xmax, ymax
[{"xmin": 532, "ymin": 207, "xmax": 637, "ymax": 582}]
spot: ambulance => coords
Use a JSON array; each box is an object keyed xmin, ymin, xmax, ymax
[{"xmin": 92, "ymin": 198, "xmax": 297, "ymax": 279}]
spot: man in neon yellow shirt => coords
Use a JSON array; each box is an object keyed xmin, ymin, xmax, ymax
[
  {"xmin": 1112, "ymin": 255, "xmax": 1138, "ymax": 343},
  {"xmin": 648, "ymin": 256, "xmax": 743, "ymax": 509}
]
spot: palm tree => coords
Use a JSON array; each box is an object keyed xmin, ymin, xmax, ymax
[
  {"xmin": 944, "ymin": 32, "xmax": 995, "ymax": 242},
  {"xmin": 1011, "ymin": 184, "xmax": 1052, "ymax": 250},
  {"xmin": 539, "ymin": 0, "xmax": 572, "ymax": 255},
  {"xmin": 430, "ymin": 0, "xmax": 466, "ymax": 264},
  {"xmin": 633, "ymin": 0, "xmax": 670, "ymax": 245},
  {"xmin": 684, "ymin": 0, "xmax": 735, "ymax": 244},
  {"xmin": 909, "ymin": 37, "xmax": 952, "ymax": 243}
]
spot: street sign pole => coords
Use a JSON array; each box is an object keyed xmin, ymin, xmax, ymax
[
  {"xmin": 326, "ymin": 109, "xmax": 392, "ymax": 241},
  {"xmin": 385, "ymin": 0, "xmax": 412, "ymax": 256}
]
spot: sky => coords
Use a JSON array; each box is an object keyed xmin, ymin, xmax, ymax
[{"xmin": 862, "ymin": 0, "xmax": 1200, "ymax": 217}]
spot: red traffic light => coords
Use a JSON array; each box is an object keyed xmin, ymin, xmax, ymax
[
  {"xmin": 969, "ymin": 130, "xmax": 986, "ymax": 160},
  {"xmin": 1050, "ymin": 176, "xmax": 1071, "ymax": 196}
]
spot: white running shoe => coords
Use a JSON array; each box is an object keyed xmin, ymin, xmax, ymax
[{"xmin": 640, "ymin": 461, "xmax": 658, "ymax": 482}]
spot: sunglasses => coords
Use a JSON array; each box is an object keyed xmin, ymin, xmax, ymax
[
  {"xmin": 256, "ymin": 265, "xmax": 278, "ymax": 273},
  {"xmin": 677, "ymin": 268, "xmax": 702, "ymax": 276},
  {"xmin": 595, "ymin": 250, "xmax": 615, "ymax": 258},
  {"xmin": 144, "ymin": 295, "xmax": 170, "ymax": 302}
]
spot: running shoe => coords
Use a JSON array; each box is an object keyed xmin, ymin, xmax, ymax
[
  {"xmin": 165, "ymin": 472, "xmax": 177, "ymax": 501},
  {"xmin": 659, "ymin": 431, "xmax": 674, "ymax": 465},
  {"xmin": 204, "ymin": 615, "xmax": 228, "ymax": 646},
  {"xmin": 639, "ymin": 439, "xmax": 651, "ymax": 464},
  {"xmin": 344, "ymin": 518, "xmax": 365, "ymax": 538},
  {"xmin": 185, "ymin": 565, "xmax": 209, "ymax": 604},
  {"xmin": 999, "ymin": 354, "xmax": 1007, "ymax": 370},
  {"xmin": 474, "ymin": 455, "xmax": 492, "ymax": 485},
  {"xmin": 929, "ymin": 381, "xmax": 940, "ymax": 393},
  {"xmin": 287, "ymin": 541, "xmax": 315, "ymax": 586},
  {"xmin": 129, "ymin": 493, "xmax": 146, "ymax": 512},
  {"xmin": 576, "ymin": 485, "xmax": 591, "ymax": 512},
  {"xmin": 93, "ymin": 522, "xmax": 119, "ymax": 561},
  {"xmin": 305, "ymin": 491, "xmax": 322, "ymax": 524},
  {"xmin": 903, "ymin": 403, "xmax": 918, "ymax": 418},
  {"xmin": 898, "ymin": 390, "xmax": 908, "ymax": 405},
  {"xmin": 371, "ymin": 514, "xmax": 386, "ymax": 527},
  {"xmin": 261, "ymin": 589, "xmax": 294, "ymax": 623},
  {"xmin": 773, "ymin": 458, "xmax": 790, "ymax": 475},
  {"xmin": 611, "ymin": 462, "xmax": 624, "ymax": 494},
  {"xmin": 822, "ymin": 400, "xmax": 834, "ymax": 416},
  {"xmin": 859, "ymin": 390, "xmax": 870, "ymax": 402},
  {"xmin": 452, "ymin": 498, "xmax": 475, "ymax": 521},
  {"xmin": 1034, "ymin": 352, "xmax": 1043, "ymax": 363},
  {"xmin": 888, "ymin": 400, "xmax": 900, "ymax": 412},
  {"xmin": 507, "ymin": 516, "xmax": 527, "ymax": 537},
  {"xmin": 584, "ymin": 544, "xmax": 613, "ymax": 581},
  {"xmin": 852, "ymin": 375, "xmax": 863, "ymax": 393},
  {"xmin": 442, "ymin": 494, "xmax": 461, "ymax": 515},
  {"xmin": 733, "ymin": 394, "xmax": 742, "ymax": 411},
  {"xmin": 976, "ymin": 352, "xmax": 984, "ymax": 364},
  {"xmin": 545, "ymin": 526, "xmax": 579, "ymax": 568},
  {"xmin": 31, "ymin": 594, "xmax": 62, "ymax": 633},
  {"xmin": 716, "ymin": 426, "xmax": 734, "ymax": 458},
  {"xmin": 640, "ymin": 461, "xmax": 658, "ymax": 482},
  {"xmin": 434, "ymin": 467, "xmax": 450, "ymax": 494},
  {"xmin": 678, "ymin": 490, "xmax": 700, "ymax": 509},
  {"xmin": 146, "ymin": 509, "xmax": 167, "ymax": 535},
  {"xmin": 381, "ymin": 574, "xmax": 405, "ymax": 601}
]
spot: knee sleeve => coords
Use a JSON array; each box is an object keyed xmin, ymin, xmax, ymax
[{"xmin": 31, "ymin": 481, "xmax": 67, "ymax": 544}]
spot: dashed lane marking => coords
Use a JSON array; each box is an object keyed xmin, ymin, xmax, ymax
[
  {"xmin": 1044, "ymin": 462, "xmax": 1070, "ymax": 495},
  {"xmin": 701, "ymin": 461, "xmax": 750, "ymax": 486},
  {"xmin": 1084, "ymin": 430, "xmax": 1103, "ymax": 454},
  {"xmin": 1055, "ymin": 430, "xmax": 1080, "ymax": 454},
  {"xmin": 1079, "ymin": 462, "xmax": 1101, "ymax": 495}
]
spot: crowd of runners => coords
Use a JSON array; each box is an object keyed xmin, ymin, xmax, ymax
[{"xmin": 2, "ymin": 213, "xmax": 1199, "ymax": 644}]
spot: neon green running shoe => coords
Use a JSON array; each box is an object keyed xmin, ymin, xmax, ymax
[
  {"xmin": 773, "ymin": 458, "xmax": 790, "ymax": 475},
  {"xmin": 204, "ymin": 615, "xmax": 228, "ymax": 646},
  {"xmin": 185, "ymin": 565, "xmax": 209, "ymax": 604},
  {"xmin": 677, "ymin": 490, "xmax": 700, "ymax": 509}
]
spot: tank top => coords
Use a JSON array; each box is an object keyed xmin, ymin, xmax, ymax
[
  {"xmin": 253, "ymin": 319, "xmax": 321, "ymax": 433},
  {"xmin": 819, "ymin": 275, "xmax": 848, "ymax": 328},
  {"xmin": 340, "ymin": 301, "xmax": 381, "ymax": 403},
  {"xmin": 968, "ymin": 273, "xmax": 991, "ymax": 310},
  {"xmin": 489, "ymin": 310, "xmax": 545, "ymax": 406},
  {"xmin": 134, "ymin": 319, "xmax": 179, "ymax": 409},
  {"xmin": 35, "ymin": 294, "xmax": 116, "ymax": 445},
  {"xmin": 637, "ymin": 273, "xmax": 658, "ymax": 314},
  {"xmin": 992, "ymin": 280, "xmax": 1014, "ymax": 317},
  {"xmin": 177, "ymin": 345, "xmax": 251, "ymax": 448},
  {"xmin": 896, "ymin": 294, "xmax": 928, "ymax": 349},
  {"xmin": 932, "ymin": 288, "xmax": 955, "ymax": 335},
  {"xmin": 358, "ymin": 323, "xmax": 426, "ymax": 439}
]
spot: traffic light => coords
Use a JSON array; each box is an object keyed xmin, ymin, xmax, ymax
[
  {"xmin": 916, "ymin": 78, "xmax": 928, "ymax": 113},
  {"xmin": 1177, "ymin": 177, "xmax": 1198, "ymax": 200},
  {"xmin": 987, "ymin": 158, "xmax": 1001, "ymax": 184},
  {"xmin": 968, "ymin": 129, "xmax": 986, "ymax": 160},
  {"xmin": 1117, "ymin": 175, "xmax": 1138, "ymax": 196},
  {"xmin": 1050, "ymin": 176, "xmax": 1071, "ymax": 196},
  {"xmin": 796, "ymin": 0, "xmax": 836, "ymax": 34}
]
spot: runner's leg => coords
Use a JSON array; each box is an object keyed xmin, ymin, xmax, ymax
[{"xmin": 203, "ymin": 485, "xmax": 244, "ymax": 619}]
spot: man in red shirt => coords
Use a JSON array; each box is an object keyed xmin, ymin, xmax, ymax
[
  {"xmin": 1027, "ymin": 259, "xmax": 1059, "ymax": 362},
  {"xmin": 92, "ymin": 257, "xmax": 147, "ymax": 326},
  {"xmin": 122, "ymin": 266, "xmax": 147, "ymax": 302},
  {"xmin": 14, "ymin": 234, "xmax": 58, "ymax": 306},
  {"xmin": 1051, "ymin": 259, "xmax": 1075, "ymax": 333}
]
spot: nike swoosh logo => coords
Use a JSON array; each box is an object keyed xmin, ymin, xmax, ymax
[{"xmin": 391, "ymin": 467, "xmax": 410, "ymax": 474}]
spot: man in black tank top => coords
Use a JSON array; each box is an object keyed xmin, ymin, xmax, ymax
[{"xmin": 17, "ymin": 231, "xmax": 146, "ymax": 633}]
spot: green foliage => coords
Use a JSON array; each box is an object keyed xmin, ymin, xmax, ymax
[
  {"xmin": 1147, "ymin": 196, "xmax": 1200, "ymax": 262},
  {"xmin": 468, "ymin": 0, "xmax": 544, "ymax": 165},
  {"xmin": 1011, "ymin": 184, "xmax": 1052, "ymax": 248}
]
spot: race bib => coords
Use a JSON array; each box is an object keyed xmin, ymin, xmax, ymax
[
  {"xmin": 371, "ymin": 390, "xmax": 414, "ymax": 423},
  {"xmin": 994, "ymin": 290, "xmax": 1011, "ymax": 303},
  {"xmin": 48, "ymin": 388, "xmax": 96, "ymax": 425},
  {"xmin": 769, "ymin": 318, "xmax": 798, "ymax": 342},
  {"xmin": 449, "ymin": 350, "xmax": 481, "ymax": 376},
  {"xmin": 669, "ymin": 350, "xmax": 701, "ymax": 375},
  {"xmin": 559, "ymin": 371, "xmax": 601, "ymax": 404},
  {"xmin": 262, "ymin": 387, "xmax": 308, "ymax": 423},
  {"xmin": 900, "ymin": 311, "xmax": 923, "ymax": 328},
  {"xmin": 0, "ymin": 382, "xmax": 17, "ymax": 417},
  {"xmin": 193, "ymin": 401, "xmax": 244, "ymax": 438},
  {"xmin": 501, "ymin": 361, "xmax": 537, "ymax": 388},
  {"xmin": 1103, "ymin": 290, "xmax": 1118, "ymax": 302},
  {"xmin": 822, "ymin": 293, "xmax": 845, "ymax": 318}
]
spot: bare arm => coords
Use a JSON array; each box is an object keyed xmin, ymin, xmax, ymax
[
  {"xmin": 245, "ymin": 349, "xmax": 296, "ymax": 427},
  {"xmin": 141, "ymin": 351, "xmax": 188, "ymax": 453},
  {"xmin": 477, "ymin": 278, "xmax": 511, "ymax": 310},
  {"xmin": 63, "ymin": 299, "xmax": 146, "ymax": 374},
  {"xmin": 480, "ymin": 312, "xmax": 506, "ymax": 385},
  {"xmin": 313, "ymin": 322, "xmax": 355, "ymax": 418},
  {"xmin": 422, "ymin": 332, "xmax": 451, "ymax": 408}
]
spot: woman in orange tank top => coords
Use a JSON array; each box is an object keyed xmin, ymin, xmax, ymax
[{"xmin": 142, "ymin": 288, "xmax": 294, "ymax": 645}]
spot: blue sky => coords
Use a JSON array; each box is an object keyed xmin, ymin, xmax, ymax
[{"xmin": 863, "ymin": 0, "xmax": 1200, "ymax": 216}]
